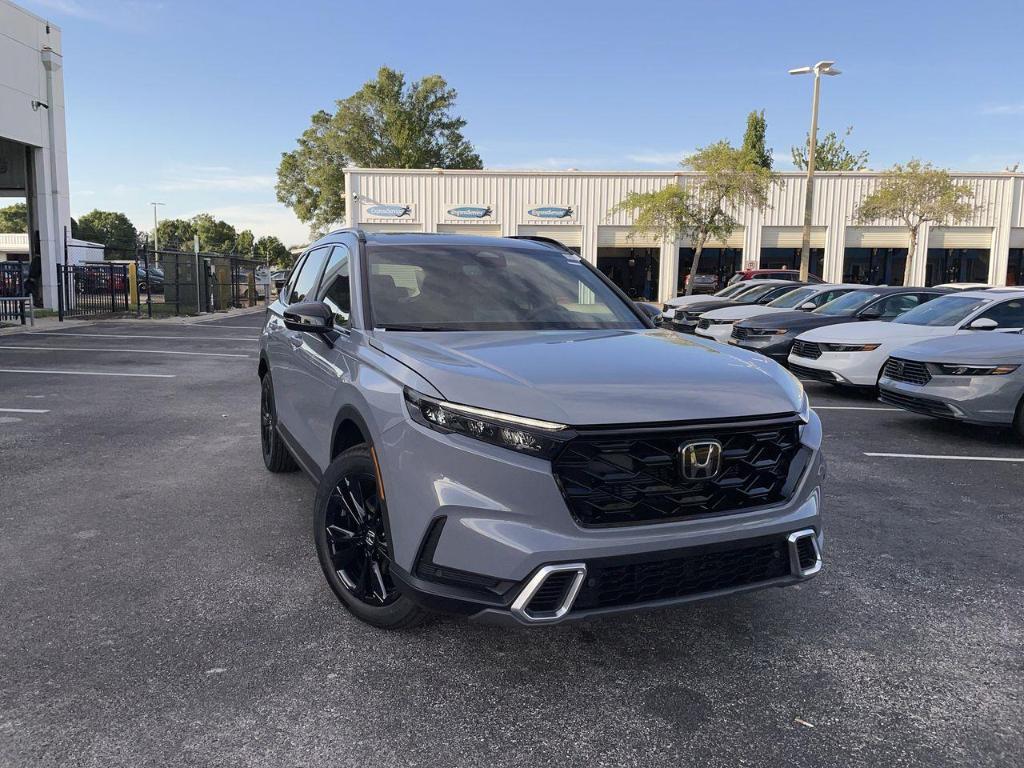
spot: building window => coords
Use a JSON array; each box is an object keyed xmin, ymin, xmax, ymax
[
  {"xmin": 1007, "ymin": 249, "xmax": 1024, "ymax": 287},
  {"xmin": 759, "ymin": 248, "xmax": 824, "ymax": 279},
  {"xmin": 925, "ymin": 249, "xmax": 990, "ymax": 287},
  {"xmin": 678, "ymin": 248, "xmax": 742, "ymax": 294},
  {"xmin": 842, "ymin": 248, "xmax": 907, "ymax": 286},
  {"xmin": 597, "ymin": 247, "xmax": 659, "ymax": 300}
]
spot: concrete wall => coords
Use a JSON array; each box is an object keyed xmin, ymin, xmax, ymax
[
  {"xmin": 346, "ymin": 168, "xmax": 1024, "ymax": 302},
  {"xmin": 0, "ymin": 0, "xmax": 70, "ymax": 308}
]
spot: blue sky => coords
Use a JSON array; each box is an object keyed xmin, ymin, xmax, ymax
[{"xmin": 20, "ymin": 0, "xmax": 1024, "ymax": 246}]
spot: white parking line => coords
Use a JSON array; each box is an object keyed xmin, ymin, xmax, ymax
[
  {"xmin": 0, "ymin": 369, "xmax": 175, "ymax": 378},
  {"xmin": 0, "ymin": 407, "xmax": 50, "ymax": 413},
  {"xmin": 864, "ymin": 452, "xmax": 1024, "ymax": 463},
  {"xmin": 188, "ymin": 323, "xmax": 262, "ymax": 329},
  {"xmin": 0, "ymin": 345, "xmax": 251, "ymax": 359},
  {"xmin": 814, "ymin": 406, "xmax": 902, "ymax": 411},
  {"xmin": 27, "ymin": 332, "xmax": 259, "ymax": 342}
]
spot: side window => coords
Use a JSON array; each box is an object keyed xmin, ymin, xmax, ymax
[
  {"xmin": 977, "ymin": 299, "xmax": 1024, "ymax": 328},
  {"xmin": 288, "ymin": 247, "xmax": 330, "ymax": 304},
  {"xmin": 813, "ymin": 289, "xmax": 849, "ymax": 307},
  {"xmin": 876, "ymin": 293, "xmax": 921, "ymax": 318},
  {"xmin": 318, "ymin": 245, "xmax": 352, "ymax": 325},
  {"xmin": 281, "ymin": 253, "xmax": 307, "ymax": 304}
]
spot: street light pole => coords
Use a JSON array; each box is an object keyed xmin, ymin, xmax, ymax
[
  {"xmin": 150, "ymin": 202, "xmax": 165, "ymax": 265},
  {"xmin": 789, "ymin": 61, "xmax": 841, "ymax": 281}
]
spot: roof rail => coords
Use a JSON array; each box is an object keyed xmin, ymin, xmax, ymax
[
  {"xmin": 507, "ymin": 235, "xmax": 576, "ymax": 254},
  {"xmin": 325, "ymin": 227, "xmax": 368, "ymax": 242}
]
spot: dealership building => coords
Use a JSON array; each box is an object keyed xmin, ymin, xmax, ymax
[
  {"xmin": 345, "ymin": 168, "xmax": 1024, "ymax": 303},
  {"xmin": 0, "ymin": 0, "xmax": 70, "ymax": 309}
]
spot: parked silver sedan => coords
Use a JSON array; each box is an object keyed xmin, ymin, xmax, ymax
[{"xmin": 879, "ymin": 332, "xmax": 1024, "ymax": 438}]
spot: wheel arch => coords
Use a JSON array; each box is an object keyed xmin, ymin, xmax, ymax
[{"xmin": 331, "ymin": 405, "xmax": 374, "ymax": 460}]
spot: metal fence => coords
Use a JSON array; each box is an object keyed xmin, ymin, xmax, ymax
[
  {"xmin": 57, "ymin": 239, "xmax": 270, "ymax": 321},
  {"xmin": 1, "ymin": 261, "xmax": 30, "ymax": 324}
]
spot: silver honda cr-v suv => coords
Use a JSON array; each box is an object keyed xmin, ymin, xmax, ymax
[{"xmin": 258, "ymin": 231, "xmax": 825, "ymax": 629}]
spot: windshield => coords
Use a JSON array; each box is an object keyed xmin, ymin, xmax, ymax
[
  {"xmin": 813, "ymin": 290, "xmax": 882, "ymax": 316},
  {"xmin": 734, "ymin": 283, "xmax": 783, "ymax": 302},
  {"xmin": 894, "ymin": 295, "xmax": 991, "ymax": 327},
  {"xmin": 767, "ymin": 286, "xmax": 816, "ymax": 308},
  {"xmin": 713, "ymin": 283, "xmax": 747, "ymax": 298},
  {"xmin": 367, "ymin": 243, "xmax": 646, "ymax": 331}
]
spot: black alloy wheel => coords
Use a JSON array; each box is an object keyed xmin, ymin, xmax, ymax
[{"xmin": 260, "ymin": 373, "xmax": 297, "ymax": 472}]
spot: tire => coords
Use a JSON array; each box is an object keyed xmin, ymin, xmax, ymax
[
  {"xmin": 260, "ymin": 373, "xmax": 298, "ymax": 472},
  {"xmin": 314, "ymin": 445, "xmax": 425, "ymax": 629},
  {"xmin": 1014, "ymin": 397, "xmax": 1024, "ymax": 442}
]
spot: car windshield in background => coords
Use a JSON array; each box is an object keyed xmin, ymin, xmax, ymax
[
  {"xmin": 367, "ymin": 244, "xmax": 646, "ymax": 331},
  {"xmin": 735, "ymin": 283, "xmax": 783, "ymax": 302},
  {"xmin": 767, "ymin": 286, "xmax": 816, "ymax": 308},
  {"xmin": 894, "ymin": 295, "xmax": 991, "ymax": 327},
  {"xmin": 813, "ymin": 290, "xmax": 883, "ymax": 316}
]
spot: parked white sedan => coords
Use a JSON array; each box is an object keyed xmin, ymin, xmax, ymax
[
  {"xmin": 694, "ymin": 284, "xmax": 861, "ymax": 343},
  {"xmin": 661, "ymin": 279, "xmax": 783, "ymax": 321},
  {"xmin": 787, "ymin": 289, "xmax": 1024, "ymax": 387}
]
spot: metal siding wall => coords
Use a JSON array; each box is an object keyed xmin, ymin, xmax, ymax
[
  {"xmin": 517, "ymin": 224, "xmax": 583, "ymax": 247},
  {"xmin": 436, "ymin": 224, "xmax": 502, "ymax": 237},
  {"xmin": 598, "ymin": 225, "xmax": 660, "ymax": 247}
]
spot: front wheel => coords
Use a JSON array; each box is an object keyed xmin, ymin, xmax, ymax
[
  {"xmin": 260, "ymin": 373, "xmax": 297, "ymax": 472},
  {"xmin": 1014, "ymin": 397, "xmax": 1024, "ymax": 442},
  {"xmin": 314, "ymin": 446, "xmax": 425, "ymax": 629}
]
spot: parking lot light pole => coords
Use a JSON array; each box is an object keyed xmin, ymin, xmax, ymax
[
  {"xmin": 789, "ymin": 61, "xmax": 841, "ymax": 281},
  {"xmin": 150, "ymin": 202, "xmax": 165, "ymax": 265}
]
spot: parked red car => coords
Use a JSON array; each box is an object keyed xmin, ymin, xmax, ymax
[{"xmin": 728, "ymin": 268, "xmax": 824, "ymax": 285}]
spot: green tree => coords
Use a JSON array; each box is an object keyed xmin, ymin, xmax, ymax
[
  {"xmin": 254, "ymin": 235, "xmax": 291, "ymax": 267},
  {"xmin": 277, "ymin": 66, "xmax": 483, "ymax": 234},
  {"xmin": 191, "ymin": 213, "xmax": 237, "ymax": 253},
  {"xmin": 76, "ymin": 210, "xmax": 139, "ymax": 259},
  {"xmin": 235, "ymin": 229, "xmax": 255, "ymax": 256},
  {"xmin": 613, "ymin": 142, "xmax": 776, "ymax": 295},
  {"xmin": 155, "ymin": 218, "xmax": 197, "ymax": 252},
  {"xmin": 857, "ymin": 160, "xmax": 976, "ymax": 284},
  {"xmin": 0, "ymin": 202, "xmax": 28, "ymax": 233},
  {"xmin": 741, "ymin": 110, "xmax": 772, "ymax": 170},
  {"xmin": 791, "ymin": 127, "xmax": 869, "ymax": 171}
]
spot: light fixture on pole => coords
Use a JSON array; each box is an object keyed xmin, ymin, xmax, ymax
[
  {"xmin": 150, "ymin": 202, "xmax": 165, "ymax": 266},
  {"xmin": 789, "ymin": 60, "xmax": 841, "ymax": 281}
]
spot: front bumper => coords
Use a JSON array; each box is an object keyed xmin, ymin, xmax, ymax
[
  {"xmin": 731, "ymin": 335, "xmax": 795, "ymax": 364},
  {"xmin": 695, "ymin": 323, "xmax": 734, "ymax": 343},
  {"xmin": 787, "ymin": 349, "xmax": 885, "ymax": 387},
  {"xmin": 879, "ymin": 375, "xmax": 1020, "ymax": 425},
  {"xmin": 378, "ymin": 410, "xmax": 826, "ymax": 625}
]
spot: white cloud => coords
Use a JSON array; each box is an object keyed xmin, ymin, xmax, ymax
[
  {"xmin": 981, "ymin": 103, "xmax": 1024, "ymax": 116},
  {"xmin": 625, "ymin": 151, "xmax": 687, "ymax": 166},
  {"xmin": 155, "ymin": 165, "xmax": 276, "ymax": 193}
]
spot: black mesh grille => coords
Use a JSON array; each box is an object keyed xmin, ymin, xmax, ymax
[
  {"xmin": 789, "ymin": 363, "xmax": 837, "ymax": 382},
  {"xmin": 883, "ymin": 357, "xmax": 931, "ymax": 385},
  {"xmin": 732, "ymin": 325, "xmax": 749, "ymax": 341},
  {"xmin": 879, "ymin": 390, "xmax": 955, "ymax": 418},
  {"xmin": 552, "ymin": 418, "xmax": 805, "ymax": 527},
  {"xmin": 697, "ymin": 318, "xmax": 711, "ymax": 330},
  {"xmin": 525, "ymin": 571, "xmax": 576, "ymax": 614},
  {"xmin": 572, "ymin": 536, "xmax": 791, "ymax": 610},
  {"xmin": 791, "ymin": 340, "xmax": 822, "ymax": 359}
]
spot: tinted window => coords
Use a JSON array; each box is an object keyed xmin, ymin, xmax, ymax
[
  {"xmin": 757, "ymin": 285, "xmax": 801, "ymax": 304},
  {"xmin": 894, "ymin": 295, "xmax": 992, "ymax": 327},
  {"xmin": 767, "ymin": 286, "xmax": 817, "ymax": 308},
  {"xmin": 812, "ymin": 288, "xmax": 854, "ymax": 307},
  {"xmin": 288, "ymin": 246, "xmax": 330, "ymax": 304},
  {"xmin": 318, "ymin": 245, "xmax": 352, "ymax": 324},
  {"xmin": 366, "ymin": 243, "xmax": 645, "ymax": 331},
  {"xmin": 977, "ymin": 298, "xmax": 1024, "ymax": 328},
  {"xmin": 735, "ymin": 283, "xmax": 784, "ymax": 302},
  {"xmin": 281, "ymin": 253, "xmax": 308, "ymax": 303},
  {"xmin": 814, "ymin": 290, "xmax": 883, "ymax": 316},
  {"xmin": 875, "ymin": 293, "xmax": 922, "ymax": 319}
]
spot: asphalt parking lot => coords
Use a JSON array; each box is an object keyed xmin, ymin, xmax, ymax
[{"xmin": 1, "ymin": 315, "xmax": 1022, "ymax": 768}]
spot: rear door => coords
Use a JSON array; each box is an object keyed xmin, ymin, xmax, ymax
[{"xmin": 965, "ymin": 297, "xmax": 1024, "ymax": 333}]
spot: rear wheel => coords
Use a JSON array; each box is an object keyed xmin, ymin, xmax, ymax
[
  {"xmin": 260, "ymin": 373, "xmax": 297, "ymax": 472},
  {"xmin": 314, "ymin": 446, "xmax": 425, "ymax": 629},
  {"xmin": 1014, "ymin": 396, "xmax": 1024, "ymax": 442}
]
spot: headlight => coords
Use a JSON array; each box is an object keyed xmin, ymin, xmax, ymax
[
  {"xmin": 935, "ymin": 363, "xmax": 1019, "ymax": 376},
  {"xmin": 747, "ymin": 328, "xmax": 788, "ymax": 336},
  {"xmin": 797, "ymin": 389, "xmax": 811, "ymax": 423},
  {"xmin": 404, "ymin": 389, "xmax": 571, "ymax": 458},
  {"xmin": 824, "ymin": 343, "xmax": 880, "ymax": 352}
]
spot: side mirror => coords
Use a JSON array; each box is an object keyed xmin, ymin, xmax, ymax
[
  {"xmin": 283, "ymin": 301, "xmax": 334, "ymax": 334},
  {"xmin": 858, "ymin": 308, "xmax": 882, "ymax": 320},
  {"xmin": 968, "ymin": 317, "xmax": 998, "ymax": 331},
  {"xmin": 800, "ymin": 301, "xmax": 817, "ymax": 311}
]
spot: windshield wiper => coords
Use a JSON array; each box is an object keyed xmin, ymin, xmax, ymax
[{"xmin": 376, "ymin": 324, "xmax": 456, "ymax": 332}]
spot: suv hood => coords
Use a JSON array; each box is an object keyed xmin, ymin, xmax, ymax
[
  {"xmin": 702, "ymin": 304, "xmax": 796, "ymax": 322},
  {"xmin": 892, "ymin": 332, "xmax": 1024, "ymax": 365},
  {"xmin": 374, "ymin": 329, "xmax": 803, "ymax": 426}
]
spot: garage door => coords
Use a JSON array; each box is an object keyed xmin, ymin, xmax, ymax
[
  {"xmin": 1010, "ymin": 228, "xmax": 1024, "ymax": 248},
  {"xmin": 928, "ymin": 227, "xmax": 992, "ymax": 248},
  {"xmin": 844, "ymin": 227, "xmax": 907, "ymax": 248},
  {"xmin": 360, "ymin": 223, "xmax": 422, "ymax": 233},
  {"xmin": 681, "ymin": 229, "xmax": 744, "ymax": 248},
  {"xmin": 517, "ymin": 225, "xmax": 583, "ymax": 248},
  {"xmin": 597, "ymin": 226, "xmax": 660, "ymax": 247},
  {"xmin": 436, "ymin": 224, "xmax": 502, "ymax": 237},
  {"xmin": 762, "ymin": 226, "xmax": 825, "ymax": 248}
]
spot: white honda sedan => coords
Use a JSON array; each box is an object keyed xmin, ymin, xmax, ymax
[
  {"xmin": 787, "ymin": 289, "xmax": 1024, "ymax": 387},
  {"xmin": 694, "ymin": 284, "xmax": 861, "ymax": 343}
]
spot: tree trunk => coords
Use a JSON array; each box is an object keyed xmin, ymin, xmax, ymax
[
  {"xmin": 685, "ymin": 239, "xmax": 706, "ymax": 296},
  {"xmin": 903, "ymin": 227, "xmax": 917, "ymax": 286}
]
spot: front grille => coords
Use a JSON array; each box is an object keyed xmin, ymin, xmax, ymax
[
  {"xmin": 879, "ymin": 389, "xmax": 955, "ymax": 418},
  {"xmin": 697, "ymin": 319, "xmax": 711, "ymax": 330},
  {"xmin": 552, "ymin": 417, "xmax": 806, "ymax": 527},
  {"xmin": 791, "ymin": 340, "xmax": 822, "ymax": 359},
  {"xmin": 788, "ymin": 362, "xmax": 837, "ymax": 382},
  {"xmin": 883, "ymin": 357, "xmax": 931, "ymax": 385},
  {"xmin": 571, "ymin": 535, "xmax": 791, "ymax": 610},
  {"xmin": 732, "ymin": 326, "xmax": 750, "ymax": 341}
]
